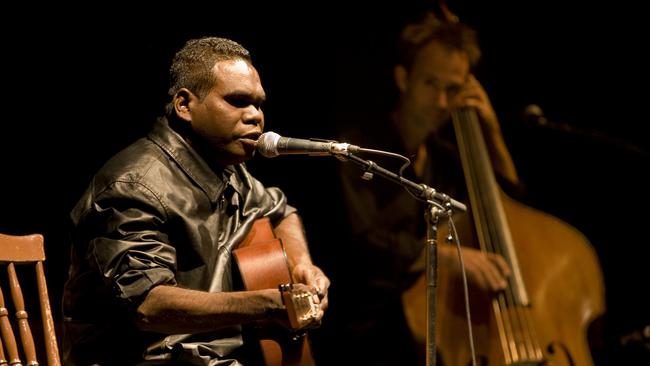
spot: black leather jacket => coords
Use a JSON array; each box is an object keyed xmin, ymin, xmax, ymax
[{"xmin": 63, "ymin": 117, "xmax": 295, "ymax": 365}]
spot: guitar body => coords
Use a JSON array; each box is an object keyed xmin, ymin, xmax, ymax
[{"xmin": 233, "ymin": 217, "xmax": 316, "ymax": 366}]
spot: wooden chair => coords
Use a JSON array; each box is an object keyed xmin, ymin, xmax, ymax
[{"xmin": 0, "ymin": 233, "xmax": 61, "ymax": 366}]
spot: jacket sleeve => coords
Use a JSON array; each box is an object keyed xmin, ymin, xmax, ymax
[{"xmin": 77, "ymin": 180, "xmax": 177, "ymax": 308}]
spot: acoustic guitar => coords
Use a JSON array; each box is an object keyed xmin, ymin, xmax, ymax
[{"xmin": 233, "ymin": 217, "xmax": 318, "ymax": 366}]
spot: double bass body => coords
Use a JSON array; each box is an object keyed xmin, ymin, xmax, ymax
[
  {"xmin": 402, "ymin": 108, "xmax": 605, "ymax": 366},
  {"xmin": 436, "ymin": 193, "xmax": 604, "ymax": 366}
]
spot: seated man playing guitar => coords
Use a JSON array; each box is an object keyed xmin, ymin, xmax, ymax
[{"xmin": 62, "ymin": 36, "xmax": 329, "ymax": 366}]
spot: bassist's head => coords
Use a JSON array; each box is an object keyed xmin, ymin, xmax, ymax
[{"xmin": 392, "ymin": 12, "xmax": 480, "ymax": 154}]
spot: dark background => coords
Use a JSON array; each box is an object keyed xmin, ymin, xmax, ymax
[{"xmin": 1, "ymin": 1, "xmax": 648, "ymax": 364}]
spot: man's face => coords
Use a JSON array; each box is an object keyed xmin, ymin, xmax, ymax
[
  {"xmin": 400, "ymin": 41, "xmax": 470, "ymax": 147},
  {"xmin": 188, "ymin": 59, "xmax": 266, "ymax": 166}
]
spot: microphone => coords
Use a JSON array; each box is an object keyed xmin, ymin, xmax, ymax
[
  {"xmin": 523, "ymin": 104, "xmax": 648, "ymax": 156},
  {"xmin": 256, "ymin": 131, "xmax": 360, "ymax": 158},
  {"xmin": 522, "ymin": 104, "xmax": 549, "ymax": 126}
]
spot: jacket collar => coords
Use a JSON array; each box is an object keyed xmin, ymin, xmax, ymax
[{"xmin": 147, "ymin": 117, "xmax": 234, "ymax": 204}]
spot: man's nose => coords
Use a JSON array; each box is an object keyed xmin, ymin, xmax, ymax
[
  {"xmin": 243, "ymin": 105, "xmax": 263, "ymax": 125},
  {"xmin": 435, "ymin": 90, "xmax": 450, "ymax": 109}
]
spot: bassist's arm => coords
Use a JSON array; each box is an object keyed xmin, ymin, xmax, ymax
[{"xmin": 454, "ymin": 74, "xmax": 520, "ymax": 187}]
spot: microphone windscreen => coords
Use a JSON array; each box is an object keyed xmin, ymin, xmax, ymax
[
  {"xmin": 257, "ymin": 131, "xmax": 281, "ymax": 158},
  {"xmin": 523, "ymin": 104, "xmax": 544, "ymax": 119}
]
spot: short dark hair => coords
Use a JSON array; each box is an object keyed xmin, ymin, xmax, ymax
[
  {"xmin": 165, "ymin": 37, "xmax": 251, "ymax": 117},
  {"xmin": 397, "ymin": 13, "xmax": 480, "ymax": 70}
]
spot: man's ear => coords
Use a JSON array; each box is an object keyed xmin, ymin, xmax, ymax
[
  {"xmin": 173, "ymin": 88, "xmax": 194, "ymax": 122},
  {"xmin": 394, "ymin": 65, "xmax": 409, "ymax": 93}
]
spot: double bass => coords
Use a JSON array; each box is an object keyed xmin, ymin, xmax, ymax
[{"xmin": 402, "ymin": 105, "xmax": 605, "ymax": 365}]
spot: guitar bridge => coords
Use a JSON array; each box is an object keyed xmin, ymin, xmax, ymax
[{"xmin": 279, "ymin": 283, "xmax": 319, "ymax": 330}]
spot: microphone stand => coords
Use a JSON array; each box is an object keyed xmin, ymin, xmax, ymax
[{"xmin": 342, "ymin": 152, "xmax": 466, "ymax": 366}]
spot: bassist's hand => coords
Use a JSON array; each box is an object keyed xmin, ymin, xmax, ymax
[{"xmin": 440, "ymin": 244, "xmax": 511, "ymax": 293}]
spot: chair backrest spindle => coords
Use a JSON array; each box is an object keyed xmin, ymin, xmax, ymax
[{"xmin": 0, "ymin": 233, "xmax": 61, "ymax": 366}]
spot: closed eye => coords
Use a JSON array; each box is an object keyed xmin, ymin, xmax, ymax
[{"xmin": 225, "ymin": 94, "xmax": 264, "ymax": 110}]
